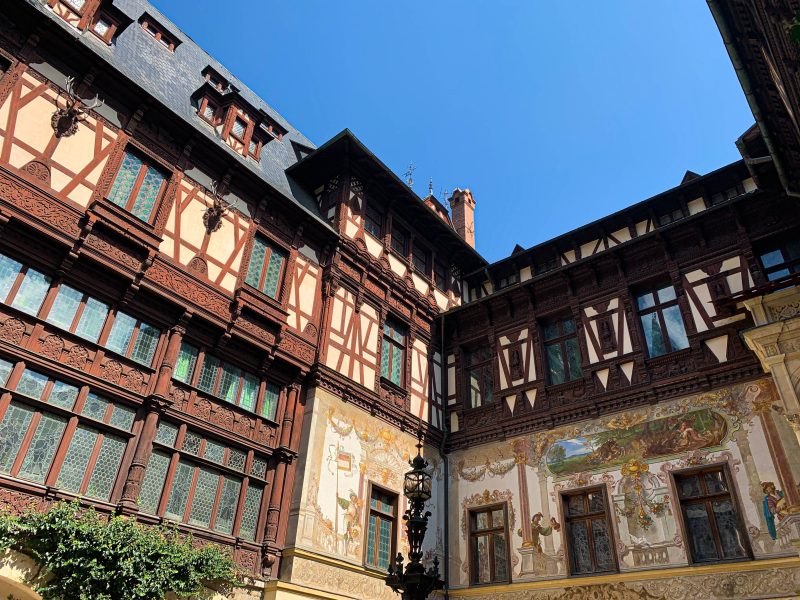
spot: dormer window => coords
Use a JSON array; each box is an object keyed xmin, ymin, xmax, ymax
[
  {"xmin": 140, "ymin": 15, "xmax": 178, "ymax": 52},
  {"xmin": 64, "ymin": 0, "xmax": 86, "ymax": 10},
  {"xmin": 231, "ymin": 117, "xmax": 247, "ymax": 141},
  {"xmin": 197, "ymin": 97, "xmax": 219, "ymax": 125},
  {"xmin": 202, "ymin": 67, "xmax": 229, "ymax": 92},
  {"xmin": 90, "ymin": 10, "xmax": 121, "ymax": 44}
]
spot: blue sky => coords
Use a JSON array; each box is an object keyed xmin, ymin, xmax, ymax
[{"xmin": 157, "ymin": 1, "xmax": 754, "ymax": 263}]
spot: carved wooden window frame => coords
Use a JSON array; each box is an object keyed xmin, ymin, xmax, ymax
[
  {"xmin": 363, "ymin": 482, "xmax": 398, "ymax": 571},
  {"xmin": 559, "ymin": 486, "xmax": 619, "ymax": 576},
  {"xmin": 364, "ymin": 203, "xmax": 383, "ymax": 240},
  {"xmin": 89, "ymin": 9, "xmax": 120, "ymax": 44},
  {"xmin": 467, "ymin": 502, "xmax": 511, "ymax": 585},
  {"xmin": 105, "ymin": 147, "xmax": 171, "ymax": 224},
  {"xmin": 243, "ymin": 233, "xmax": 289, "ymax": 301},
  {"xmin": 143, "ymin": 421, "xmax": 268, "ymax": 541},
  {"xmin": 197, "ymin": 96, "xmax": 220, "ymax": 126},
  {"xmin": 541, "ymin": 315, "xmax": 582, "ymax": 386},
  {"xmin": 464, "ymin": 344, "xmax": 494, "ymax": 409},
  {"xmin": 670, "ymin": 464, "xmax": 753, "ymax": 566},
  {"xmin": 0, "ymin": 360, "xmax": 137, "ymax": 501},
  {"xmin": 380, "ymin": 318, "xmax": 407, "ymax": 388},
  {"xmin": 634, "ymin": 283, "xmax": 690, "ymax": 358}
]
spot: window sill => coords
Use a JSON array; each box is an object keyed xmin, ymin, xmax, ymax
[
  {"xmin": 90, "ymin": 197, "xmax": 162, "ymax": 252},
  {"xmin": 235, "ymin": 284, "xmax": 289, "ymax": 324},
  {"xmin": 169, "ymin": 378, "xmax": 279, "ymax": 427},
  {"xmin": 643, "ymin": 346, "xmax": 692, "ymax": 366},
  {"xmin": 379, "ymin": 377, "xmax": 409, "ymax": 410}
]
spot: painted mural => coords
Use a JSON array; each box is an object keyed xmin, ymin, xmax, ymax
[{"xmin": 448, "ymin": 378, "xmax": 799, "ymax": 588}]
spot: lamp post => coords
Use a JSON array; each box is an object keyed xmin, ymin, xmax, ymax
[{"xmin": 385, "ymin": 441, "xmax": 444, "ymax": 600}]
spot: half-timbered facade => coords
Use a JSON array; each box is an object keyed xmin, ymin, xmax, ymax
[{"xmin": 0, "ymin": 1, "xmax": 798, "ymax": 600}]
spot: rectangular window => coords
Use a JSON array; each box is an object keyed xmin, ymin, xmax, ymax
[
  {"xmin": 105, "ymin": 311, "xmax": 160, "ymax": 366},
  {"xmin": 636, "ymin": 284, "xmax": 689, "ymax": 358},
  {"xmin": 46, "ymin": 284, "xmax": 110, "ymax": 344},
  {"xmin": 759, "ymin": 239, "xmax": 800, "ymax": 282},
  {"xmin": 365, "ymin": 487, "xmax": 397, "ymax": 570},
  {"xmin": 674, "ymin": 466, "xmax": 750, "ymax": 564},
  {"xmin": 90, "ymin": 12, "xmax": 119, "ymax": 43},
  {"xmin": 261, "ymin": 383, "xmax": 280, "ymax": 421},
  {"xmin": 466, "ymin": 346, "xmax": 493, "ymax": 408},
  {"xmin": 543, "ymin": 316, "xmax": 582, "ymax": 385},
  {"xmin": 231, "ymin": 118, "xmax": 247, "ymax": 140},
  {"xmin": 245, "ymin": 236, "xmax": 287, "ymax": 300},
  {"xmin": 380, "ymin": 320, "xmax": 406, "ymax": 387},
  {"xmin": 173, "ymin": 342, "xmax": 199, "ymax": 384},
  {"xmin": 107, "ymin": 150, "xmax": 168, "ymax": 222},
  {"xmin": 364, "ymin": 204, "xmax": 382, "ymax": 239},
  {"xmin": 434, "ymin": 261, "xmax": 447, "ymax": 292},
  {"xmin": 412, "ymin": 243, "xmax": 428, "ymax": 275},
  {"xmin": 562, "ymin": 488, "xmax": 617, "ymax": 575},
  {"xmin": 469, "ymin": 505, "xmax": 509, "ymax": 584},
  {"xmin": 391, "ymin": 226, "xmax": 408, "ymax": 256}
]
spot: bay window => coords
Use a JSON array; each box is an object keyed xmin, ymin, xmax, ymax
[
  {"xmin": 107, "ymin": 149, "xmax": 169, "ymax": 222},
  {"xmin": 245, "ymin": 235, "xmax": 287, "ymax": 300}
]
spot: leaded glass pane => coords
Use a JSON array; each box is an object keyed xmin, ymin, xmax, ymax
[
  {"xmin": 130, "ymin": 322, "xmax": 159, "ymax": 366},
  {"xmin": 232, "ymin": 119, "xmax": 246, "ymax": 139},
  {"xmin": 203, "ymin": 439, "xmax": 225, "ymax": 464},
  {"xmin": 493, "ymin": 533, "xmax": 508, "ymax": 581},
  {"xmin": 214, "ymin": 476, "xmax": 241, "ymax": 534},
  {"xmin": 173, "ymin": 343, "xmax": 198, "ymax": 384},
  {"xmin": 713, "ymin": 499, "xmax": 747, "ymax": 558},
  {"xmin": 18, "ymin": 414, "xmax": 67, "ymax": 482},
  {"xmin": 239, "ymin": 484, "xmax": 262, "ymax": 541},
  {"xmin": 81, "ymin": 393, "xmax": 110, "ymax": 421},
  {"xmin": 105, "ymin": 312, "xmax": 136, "ymax": 356},
  {"xmin": 390, "ymin": 343, "xmax": 403, "ymax": 385},
  {"xmin": 182, "ymin": 431, "xmax": 201, "ymax": 455},
  {"xmin": 251, "ymin": 456, "xmax": 267, "ymax": 479},
  {"xmin": 380, "ymin": 339, "xmax": 390, "ymax": 380},
  {"xmin": 261, "ymin": 383, "xmax": 279, "ymax": 420},
  {"xmin": 188, "ymin": 467, "xmax": 218, "ymax": 528},
  {"xmin": 568, "ymin": 521, "xmax": 592, "ymax": 574},
  {"xmin": 56, "ymin": 426, "xmax": 97, "ymax": 493},
  {"xmin": 685, "ymin": 504, "xmax": 718, "ymax": 562},
  {"xmin": 227, "ymin": 448, "xmax": 246, "ymax": 471},
  {"xmin": 240, "ymin": 374, "xmax": 258, "ymax": 411},
  {"xmin": 197, "ymin": 355, "xmax": 220, "ymax": 394},
  {"xmin": 592, "ymin": 519, "xmax": 614, "ymax": 571},
  {"xmin": 663, "ymin": 305, "xmax": 689, "ymax": 352},
  {"xmin": 85, "ymin": 433, "xmax": 126, "ymax": 500},
  {"xmin": 108, "ymin": 151, "xmax": 142, "ymax": 209},
  {"xmin": 377, "ymin": 517, "xmax": 391, "ymax": 569},
  {"xmin": 566, "ymin": 495, "xmax": 585, "ymax": 516},
  {"xmin": 475, "ymin": 534, "xmax": 491, "ymax": 582},
  {"xmin": 165, "ymin": 461, "xmax": 193, "ymax": 520},
  {"xmin": 640, "ymin": 312, "xmax": 666, "ymax": 358},
  {"xmin": 245, "ymin": 237, "xmax": 267, "ymax": 289},
  {"xmin": 565, "ymin": 338, "xmax": 582, "ymax": 380},
  {"xmin": 546, "ymin": 344, "xmax": 565, "ymax": 385},
  {"xmin": 11, "ymin": 269, "xmax": 50, "ymax": 316},
  {"xmin": 48, "ymin": 380, "xmax": 79, "ymax": 409},
  {"xmin": 218, "ymin": 363, "xmax": 240, "ymax": 404},
  {"xmin": 109, "ymin": 404, "xmax": 136, "ymax": 430},
  {"xmin": 0, "ymin": 359, "xmax": 12, "ymax": 386},
  {"xmin": 47, "ymin": 285, "xmax": 82, "ymax": 330},
  {"xmin": 0, "ymin": 254, "xmax": 22, "ymax": 302},
  {"xmin": 262, "ymin": 247, "xmax": 285, "ymax": 299},
  {"xmin": 130, "ymin": 165, "xmax": 165, "ymax": 221},
  {"xmin": 366, "ymin": 515, "xmax": 376, "ymax": 565},
  {"xmin": 138, "ymin": 450, "xmax": 170, "ymax": 514},
  {"xmin": 0, "ymin": 403, "xmax": 33, "ymax": 473},
  {"xmin": 74, "ymin": 297, "xmax": 109, "ymax": 343},
  {"xmin": 16, "ymin": 370, "xmax": 48, "ymax": 399},
  {"xmin": 588, "ymin": 492, "xmax": 605, "ymax": 513},
  {"xmin": 154, "ymin": 421, "xmax": 178, "ymax": 447}
]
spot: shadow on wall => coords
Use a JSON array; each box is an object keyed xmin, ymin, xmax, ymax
[{"xmin": 0, "ymin": 549, "xmax": 43, "ymax": 600}]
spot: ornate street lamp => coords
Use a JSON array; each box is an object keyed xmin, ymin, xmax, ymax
[{"xmin": 386, "ymin": 441, "xmax": 444, "ymax": 600}]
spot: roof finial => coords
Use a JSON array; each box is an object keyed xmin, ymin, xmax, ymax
[
  {"xmin": 404, "ymin": 163, "xmax": 416, "ymax": 188},
  {"xmin": 428, "ymin": 178, "xmax": 433, "ymax": 197}
]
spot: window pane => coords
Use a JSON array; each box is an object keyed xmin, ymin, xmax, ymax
[
  {"xmin": 108, "ymin": 151, "xmax": 143, "ymax": 209},
  {"xmin": 566, "ymin": 495, "xmax": 585, "ymax": 516},
  {"xmin": 367, "ymin": 515, "xmax": 376, "ymax": 565},
  {"xmin": 760, "ymin": 250, "xmax": 784, "ymax": 269},
  {"xmin": 48, "ymin": 380, "xmax": 79, "ymax": 409},
  {"xmin": 640, "ymin": 312, "xmax": 667, "ymax": 357},
  {"xmin": 16, "ymin": 370, "xmax": 48, "ymax": 399},
  {"xmin": 261, "ymin": 383, "xmax": 279, "ymax": 421},
  {"xmin": 390, "ymin": 343, "xmax": 403, "ymax": 385},
  {"xmin": 677, "ymin": 474, "xmax": 702, "ymax": 499},
  {"xmin": 56, "ymin": 426, "xmax": 98, "ymax": 493},
  {"xmin": 262, "ymin": 247, "xmax": 286, "ymax": 299},
  {"xmin": 767, "ymin": 268, "xmax": 791, "ymax": 281},
  {"xmin": 0, "ymin": 403, "xmax": 34, "ymax": 472},
  {"xmin": 245, "ymin": 237, "xmax": 267, "ymax": 290},
  {"xmin": 713, "ymin": 499, "xmax": 747, "ymax": 559},
  {"xmin": 218, "ymin": 363, "xmax": 240, "ymax": 404},
  {"xmin": 469, "ymin": 369, "xmax": 482, "ymax": 408},
  {"xmin": 138, "ymin": 450, "xmax": 170, "ymax": 514},
  {"xmin": 105, "ymin": 312, "xmax": 136, "ymax": 356},
  {"xmin": 197, "ymin": 355, "xmax": 220, "ymax": 394},
  {"xmin": 74, "ymin": 297, "xmax": 109, "ymax": 343},
  {"xmin": 546, "ymin": 344, "xmax": 565, "ymax": 385},
  {"xmin": 704, "ymin": 471, "xmax": 728, "ymax": 495},
  {"xmin": 130, "ymin": 165, "xmax": 165, "ymax": 221},
  {"xmin": 0, "ymin": 254, "xmax": 22, "ymax": 301},
  {"xmin": 232, "ymin": 119, "xmax": 246, "ymax": 139},
  {"xmin": 493, "ymin": 533, "xmax": 508, "ymax": 581},
  {"xmin": 47, "ymin": 285, "xmax": 82, "ymax": 330},
  {"xmin": 203, "ymin": 439, "xmax": 225, "ymax": 464},
  {"xmin": 130, "ymin": 322, "xmax": 160, "ymax": 366},
  {"xmin": 11, "ymin": 269, "xmax": 50, "ymax": 316},
  {"xmin": 182, "ymin": 431, "xmax": 202, "ymax": 455},
  {"xmin": 0, "ymin": 359, "xmax": 12, "ymax": 386},
  {"xmin": 663, "ymin": 305, "xmax": 689, "ymax": 351},
  {"xmin": 563, "ymin": 318, "xmax": 576, "ymax": 335},
  {"xmin": 657, "ymin": 285, "xmax": 676, "ymax": 303},
  {"xmin": 381, "ymin": 338, "xmax": 391, "ymax": 380},
  {"xmin": 591, "ymin": 518, "xmax": 615, "ymax": 572},
  {"xmin": 240, "ymin": 374, "xmax": 258, "ymax": 411},
  {"xmin": 565, "ymin": 338, "xmax": 582, "ymax": 381},
  {"xmin": 214, "ymin": 476, "xmax": 241, "ymax": 534},
  {"xmin": 154, "ymin": 421, "xmax": 178, "ymax": 447},
  {"xmin": 18, "ymin": 414, "xmax": 67, "ymax": 483},
  {"xmin": 251, "ymin": 456, "xmax": 267, "ymax": 478},
  {"xmin": 173, "ymin": 343, "xmax": 198, "ymax": 384},
  {"xmin": 239, "ymin": 484, "xmax": 262, "ymax": 541},
  {"xmin": 377, "ymin": 516, "xmax": 391, "ymax": 569},
  {"xmin": 227, "ymin": 448, "xmax": 246, "ymax": 471},
  {"xmin": 109, "ymin": 404, "xmax": 136, "ymax": 430},
  {"xmin": 85, "ymin": 433, "xmax": 126, "ymax": 500},
  {"xmin": 475, "ymin": 534, "xmax": 491, "ymax": 582},
  {"xmin": 685, "ymin": 504, "xmax": 719, "ymax": 562},
  {"xmin": 588, "ymin": 491, "xmax": 605, "ymax": 513},
  {"xmin": 165, "ymin": 461, "xmax": 194, "ymax": 520},
  {"xmin": 636, "ymin": 292, "xmax": 655, "ymax": 310},
  {"xmin": 568, "ymin": 521, "xmax": 592, "ymax": 574},
  {"xmin": 188, "ymin": 468, "xmax": 218, "ymax": 528},
  {"xmin": 81, "ymin": 393, "xmax": 109, "ymax": 421}
]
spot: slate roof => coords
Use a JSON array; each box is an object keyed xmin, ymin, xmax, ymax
[{"xmin": 24, "ymin": 0, "xmax": 329, "ymax": 228}]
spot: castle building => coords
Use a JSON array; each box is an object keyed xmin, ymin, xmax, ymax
[{"xmin": 0, "ymin": 1, "xmax": 796, "ymax": 599}]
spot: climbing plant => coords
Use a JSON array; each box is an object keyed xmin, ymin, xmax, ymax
[{"xmin": 0, "ymin": 501, "xmax": 240, "ymax": 600}]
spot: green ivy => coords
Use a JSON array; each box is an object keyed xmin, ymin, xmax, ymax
[{"xmin": 0, "ymin": 501, "xmax": 240, "ymax": 600}]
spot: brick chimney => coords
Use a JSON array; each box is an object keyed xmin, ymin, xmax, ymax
[{"xmin": 449, "ymin": 188, "xmax": 476, "ymax": 248}]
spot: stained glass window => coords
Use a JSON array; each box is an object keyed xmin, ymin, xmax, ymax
[
  {"xmin": 261, "ymin": 383, "xmax": 279, "ymax": 421},
  {"xmin": 106, "ymin": 311, "xmax": 160, "ymax": 366},
  {"xmin": 47, "ymin": 285, "xmax": 82, "ymax": 330},
  {"xmin": 675, "ymin": 466, "xmax": 750, "ymax": 564},
  {"xmin": 381, "ymin": 320, "xmax": 406, "ymax": 387},
  {"xmin": 18, "ymin": 414, "xmax": 67, "ymax": 483},
  {"xmin": 240, "ymin": 374, "xmax": 258, "ymax": 412},
  {"xmin": 108, "ymin": 149, "xmax": 167, "ymax": 221},
  {"xmin": 562, "ymin": 489, "xmax": 616, "ymax": 575},
  {"xmin": 86, "ymin": 434, "xmax": 126, "ymax": 499},
  {"xmin": 188, "ymin": 468, "xmax": 218, "ymax": 528},
  {"xmin": 637, "ymin": 285, "xmax": 689, "ymax": 358},
  {"xmin": 16, "ymin": 369, "xmax": 48, "ymax": 399},
  {"xmin": 0, "ymin": 254, "xmax": 22, "ymax": 301},
  {"xmin": 245, "ymin": 236, "xmax": 286, "ymax": 299},
  {"xmin": 173, "ymin": 343, "xmax": 198, "ymax": 384},
  {"xmin": 56, "ymin": 426, "xmax": 97, "ymax": 493},
  {"xmin": 154, "ymin": 421, "xmax": 179, "ymax": 447},
  {"xmin": 469, "ymin": 505, "xmax": 509, "ymax": 584},
  {"xmin": 239, "ymin": 484, "xmax": 262, "ymax": 541},
  {"xmin": 214, "ymin": 476, "xmax": 241, "ymax": 534},
  {"xmin": 0, "ymin": 403, "xmax": 34, "ymax": 473},
  {"xmin": 11, "ymin": 268, "xmax": 50, "ymax": 316},
  {"xmin": 366, "ymin": 487, "xmax": 396, "ymax": 570},
  {"xmin": 74, "ymin": 297, "xmax": 109, "ymax": 343},
  {"xmin": 138, "ymin": 451, "xmax": 170, "ymax": 514}
]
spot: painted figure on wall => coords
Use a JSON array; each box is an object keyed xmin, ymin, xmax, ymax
[
  {"xmin": 530, "ymin": 512, "xmax": 560, "ymax": 553},
  {"xmin": 338, "ymin": 490, "xmax": 363, "ymax": 556},
  {"xmin": 762, "ymin": 481, "xmax": 787, "ymax": 540}
]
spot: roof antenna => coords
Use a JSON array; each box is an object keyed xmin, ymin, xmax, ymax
[
  {"xmin": 404, "ymin": 163, "xmax": 416, "ymax": 188},
  {"xmin": 439, "ymin": 187, "xmax": 449, "ymax": 202},
  {"xmin": 428, "ymin": 178, "xmax": 433, "ymax": 197}
]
